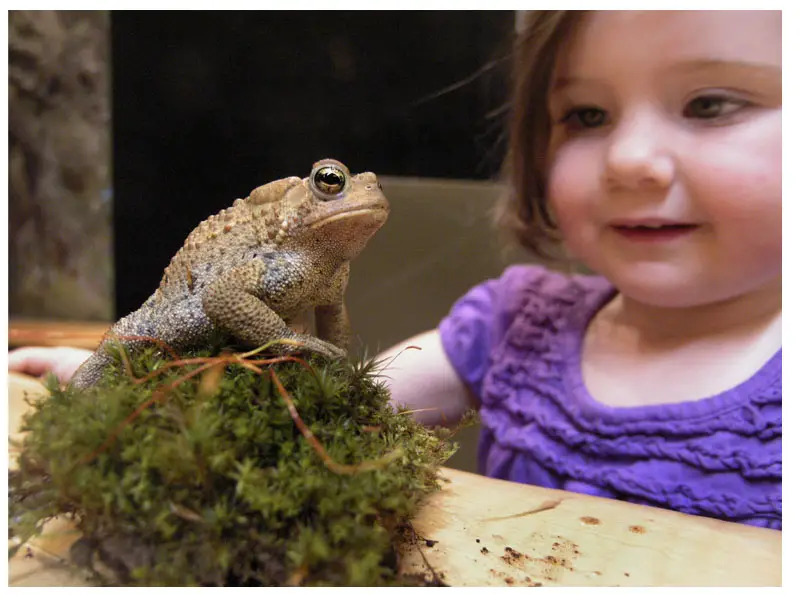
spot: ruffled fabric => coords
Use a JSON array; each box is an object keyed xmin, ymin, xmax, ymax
[{"xmin": 439, "ymin": 265, "xmax": 782, "ymax": 529}]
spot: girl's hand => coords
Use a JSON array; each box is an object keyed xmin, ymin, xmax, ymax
[{"xmin": 8, "ymin": 346, "xmax": 92, "ymax": 384}]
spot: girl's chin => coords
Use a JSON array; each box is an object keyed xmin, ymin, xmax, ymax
[{"xmin": 603, "ymin": 267, "xmax": 716, "ymax": 308}]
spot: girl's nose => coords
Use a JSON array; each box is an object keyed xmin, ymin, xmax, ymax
[{"xmin": 603, "ymin": 113, "xmax": 675, "ymax": 191}]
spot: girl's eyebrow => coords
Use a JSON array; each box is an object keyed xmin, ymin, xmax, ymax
[
  {"xmin": 550, "ymin": 75, "xmax": 603, "ymax": 92},
  {"xmin": 664, "ymin": 58, "xmax": 781, "ymax": 76},
  {"xmin": 550, "ymin": 59, "xmax": 780, "ymax": 92}
]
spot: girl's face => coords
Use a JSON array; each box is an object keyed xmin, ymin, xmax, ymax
[{"xmin": 546, "ymin": 11, "xmax": 781, "ymax": 308}]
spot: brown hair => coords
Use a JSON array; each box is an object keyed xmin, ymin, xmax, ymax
[{"xmin": 495, "ymin": 10, "xmax": 586, "ymax": 262}]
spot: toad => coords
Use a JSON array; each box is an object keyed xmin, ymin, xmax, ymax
[{"xmin": 71, "ymin": 159, "xmax": 389, "ymax": 388}]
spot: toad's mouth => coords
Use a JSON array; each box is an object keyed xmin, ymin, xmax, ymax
[{"xmin": 307, "ymin": 205, "xmax": 390, "ymax": 230}]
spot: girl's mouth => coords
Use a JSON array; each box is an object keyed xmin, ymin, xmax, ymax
[{"xmin": 610, "ymin": 223, "xmax": 700, "ymax": 242}]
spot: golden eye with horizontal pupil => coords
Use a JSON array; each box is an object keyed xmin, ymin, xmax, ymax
[{"xmin": 312, "ymin": 165, "xmax": 347, "ymax": 197}]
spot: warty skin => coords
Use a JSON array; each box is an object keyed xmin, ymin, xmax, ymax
[{"xmin": 70, "ymin": 159, "xmax": 389, "ymax": 388}]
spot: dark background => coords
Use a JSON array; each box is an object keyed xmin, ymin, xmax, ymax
[{"xmin": 111, "ymin": 11, "xmax": 515, "ymax": 317}]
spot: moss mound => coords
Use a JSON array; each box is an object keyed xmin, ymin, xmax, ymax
[{"xmin": 9, "ymin": 346, "xmax": 459, "ymax": 585}]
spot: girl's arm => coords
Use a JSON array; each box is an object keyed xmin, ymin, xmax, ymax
[{"xmin": 375, "ymin": 329, "xmax": 477, "ymax": 427}]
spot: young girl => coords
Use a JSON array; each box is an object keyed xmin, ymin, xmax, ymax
[
  {"xmin": 9, "ymin": 10, "xmax": 781, "ymax": 529},
  {"xmin": 377, "ymin": 10, "xmax": 782, "ymax": 530}
]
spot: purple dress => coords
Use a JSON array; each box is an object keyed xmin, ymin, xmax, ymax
[{"xmin": 438, "ymin": 265, "xmax": 781, "ymax": 529}]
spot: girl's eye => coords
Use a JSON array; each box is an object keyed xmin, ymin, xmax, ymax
[
  {"xmin": 559, "ymin": 106, "xmax": 608, "ymax": 130},
  {"xmin": 684, "ymin": 96, "xmax": 748, "ymax": 120}
]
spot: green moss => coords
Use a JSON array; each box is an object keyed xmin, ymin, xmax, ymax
[{"xmin": 9, "ymin": 346, "xmax": 464, "ymax": 585}]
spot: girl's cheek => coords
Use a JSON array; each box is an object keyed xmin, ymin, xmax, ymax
[
  {"xmin": 687, "ymin": 120, "xmax": 781, "ymax": 226},
  {"xmin": 546, "ymin": 147, "xmax": 596, "ymax": 229},
  {"xmin": 693, "ymin": 110, "xmax": 780, "ymax": 181}
]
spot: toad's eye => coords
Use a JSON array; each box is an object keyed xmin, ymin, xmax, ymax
[{"xmin": 312, "ymin": 165, "xmax": 347, "ymax": 197}]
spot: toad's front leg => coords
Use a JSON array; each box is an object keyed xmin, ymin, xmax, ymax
[{"xmin": 201, "ymin": 259, "xmax": 344, "ymax": 358}]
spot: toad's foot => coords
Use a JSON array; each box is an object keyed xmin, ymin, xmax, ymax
[{"xmin": 252, "ymin": 333, "xmax": 346, "ymax": 360}]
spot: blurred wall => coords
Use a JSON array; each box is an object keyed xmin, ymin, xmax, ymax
[
  {"xmin": 8, "ymin": 10, "xmax": 114, "ymax": 321},
  {"xmin": 347, "ymin": 176, "xmax": 530, "ymax": 351}
]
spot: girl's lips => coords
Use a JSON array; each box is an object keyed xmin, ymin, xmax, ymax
[{"xmin": 610, "ymin": 223, "xmax": 700, "ymax": 242}]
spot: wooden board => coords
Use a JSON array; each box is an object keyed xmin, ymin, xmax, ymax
[
  {"xmin": 397, "ymin": 468, "xmax": 781, "ymax": 586},
  {"xmin": 9, "ymin": 318, "xmax": 110, "ymax": 349},
  {"xmin": 7, "ymin": 373, "xmax": 781, "ymax": 586}
]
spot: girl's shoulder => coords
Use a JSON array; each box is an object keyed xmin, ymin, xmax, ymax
[
  {"xmin": 458, "ymin": 263, "xmax": 612, "ymax": 322},
  {"xmin": 503, "ymin": 263, "xmax": 609, "ymax": 293},
  {"xmin": 439, "ymin": 264, "xmax": 613, "ymax": 397}
]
